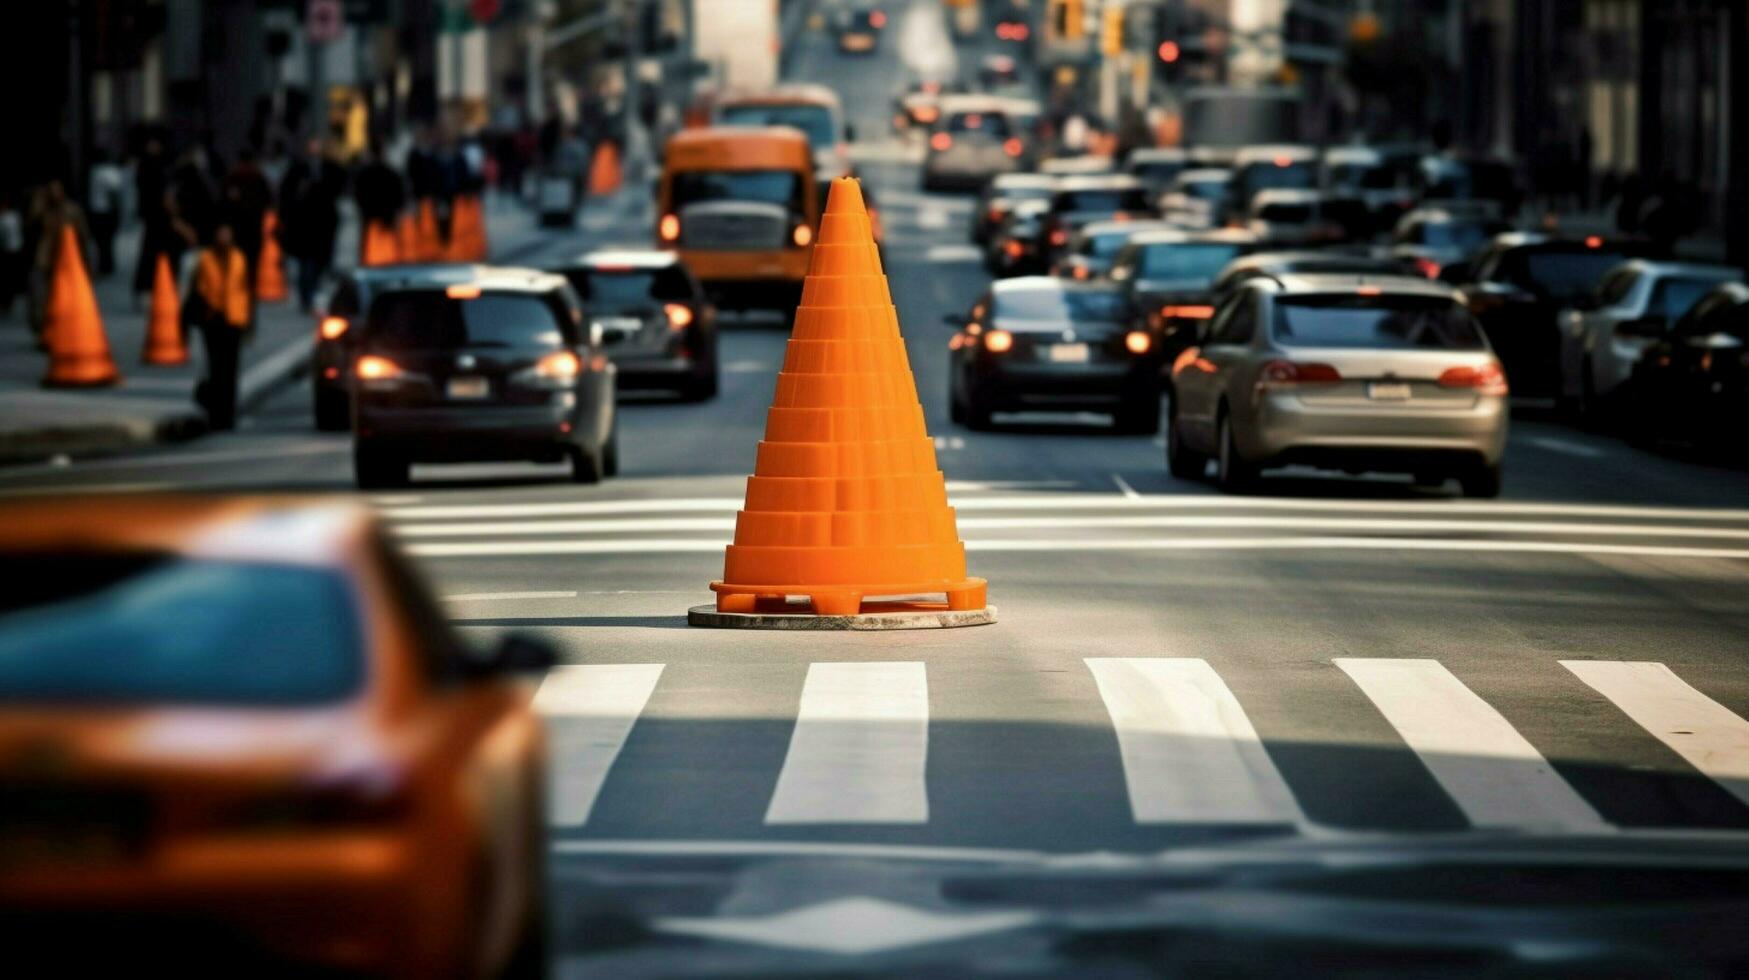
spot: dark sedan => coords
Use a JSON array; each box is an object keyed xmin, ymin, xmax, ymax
[
  {"xmin": 1039, "ymin": 175, "xmax": 1154, "ymax": 266},
  {"xmin": 550, "ymin": 250, "xmax": 717, "ymax": 400},
  {"xmin": 948, "ymin": 278, "xmax": 1159, "ymax": 433},
  {"xmin": 1626, "ymin": 280, "xmax": 1749, "ymax": 456},
  {"xmin": 1110, "ymin": 228, "xmax": 1260, "ymax": 362},
  {"xmin": 350, "ymin": 269, "xmax": 618, "ymax": 488}
]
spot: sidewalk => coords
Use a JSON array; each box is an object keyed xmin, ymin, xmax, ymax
[{"xmin": 0, "ymin": 193, "xmax": 550, "ymax": 464}]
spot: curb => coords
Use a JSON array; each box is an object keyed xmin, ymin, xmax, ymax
[{"xmin": 0, "ymin": 406, "xmax": 208, "ymax": 465}]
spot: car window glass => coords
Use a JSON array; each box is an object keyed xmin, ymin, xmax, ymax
[
  {"xmin": 717, "ymin": 104, "xmax": 835, "ymax": 148},
  {"xmin": 1209, "ymin": 295, "xmax": 1255, "ymax": 345},
  {"xmin": 671, "ymin": 170, "xmax": 803, "ymax": 212},
  {"xmin": 1139, "ymin": 243, "xmax": 1244, "ymax": 281},
  {"xmin": 567, "ymin": 267, "xmax": 695, "ymax": 307},
  {"xmin": 947, "ymin": 112, "xmax": 1009, "ymax": 137},
  {"xmin": 995, "ymin": 288, "xmax": 1128, "ymax": 321},
  {"xmin": 367, "ymin": 292, "xmax": 573, "ymax": 350},
  {"xmin": 1651, "ymin": 277, "xmax": 1729, "ymax": 321},
  {"xmin": 1274, "ymin": 295, "xmax": 1487, "ymax": 350},
  {"xmin": 1595, "ymin": 269, "xmax": 1638, "ymax": 306}
]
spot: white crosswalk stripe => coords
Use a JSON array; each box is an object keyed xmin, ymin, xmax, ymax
[
  {"xmin": 533, "ymin": 664, "xmax": 664, "ymax": 827},
  {"xmin": 1337, "ymin": 659, "xmax": 1608, "ymax": 832},
  {"xmin": 766, "ymin": 662, "xmax": 931, "ymax": 824},
  {"xmin": 1563, "ymin": 660, "xmax": 1749, "ymax": 809},
  {"xmin": 1087, "ymin": 658, "xmax": 1304, "ymax": 826}
]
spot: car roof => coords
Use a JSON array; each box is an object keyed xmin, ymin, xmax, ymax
[
  {"xmin": 1077, "ymin": 219, "xmax": 1179, "ymax": 238},
  {"xmin": 1129, "ymin": 148, "xmax": 1188, "ymax": 162},
  {"xmin": 1323, "ymin": 145, "xmax": 1384, "ymax": 164},
  {"xmin": 353, "ymin": 262, "xmax": 491, "ymax": 286},
  {"xmin": 568, "ymin": 249, "xmax": 683, "ymax": 270},
  {"xmin": 992, "ymin": 275, "xmax": 1116, "ymax": 297},
  {"xmin": 1126, "ymin": 227, "xmax": 1258, "ymax": 247},
  {"xmin": 1175, "ymin": 168, "xmax": 1233, "ymax": 183},
  {"xmin": 992, "ymin": 173, "xmax": 1056, "ymax": 189},
  {"xmin": 1233, "ymin": 144, "xmax": 1318, "ymax": 165},
  {"xmin": 1251, "ymin": 188, "xmax": 1322, "ymax": 206},
  {"xmin": 1055, "ymin": 174, "xmax": 1143, "ymax": 191},
  {"xmin": 1401, "ymin": 205, "xmax": 1497, "ymax": 223},
  {"xmin": 377, "ymin": 266, "xmax": 569, "ymax": 295},
  {"xmin": 0, "ymin": 496, "xmax": 371, "ymax": 569},
  {"xmin": 1230, "ymin": 250, "xmax": 1403, "ymax": 273},
  {"xmin": 1611, "ymin": 258, "xmax": 1743, "ymax": 280},
  {"xmin": 1267, "ymin": 272, "xmax": 1461, "ymax": 299}
]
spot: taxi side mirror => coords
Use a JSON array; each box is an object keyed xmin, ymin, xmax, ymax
[{"xmin": 488, "ymin": 632, "xmax": 558, "ymax": 675}]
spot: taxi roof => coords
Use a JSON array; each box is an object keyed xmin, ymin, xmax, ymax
[
  {"xmin": 666, "ymin": 126, "xmax": 813, "ymax": 170},
  {"xmin": 0, "ymin": 496, "xmax": 373, "ymax": 569},
  {"xmin": 569, "ymin": 249, "xmax": 683, "ymax": 270}
]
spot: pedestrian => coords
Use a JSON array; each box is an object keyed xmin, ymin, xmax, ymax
[
  {"xmin": 171, "ymin": 145, "xmax": 220, "ymax": 246},
  {"xmin": 0, "ymin": 193, "xmax": 24, "ymax": 318},
  {"xmin": 132, "ymin": 137, "xmax": 175, "ymax": 300},
  {"xmin": 222, "ymin": 146, "xmax": 272, "ymax": 293},
  {"xmin": 25, "ymin": 179, "xmax": 92, "ymax": 346},
  {"xmin": 353, "ymin": 140, "xmax": 407, "ymax": 241},
  {"xmin": 278, "ymin": 138, "xmax": 342, "ymax": 312},
  {"xmin": 86, "ymin": 147, "xmax": 126, "ymax": 277},
  {"xmin": 191, "ymin": 222, "xmax": 251, "ymax": 430}
]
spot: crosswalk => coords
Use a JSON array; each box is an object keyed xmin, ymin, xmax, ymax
[{"xmin": 531, "ymin": 655, "xmax": 1749, "ymax": 836}]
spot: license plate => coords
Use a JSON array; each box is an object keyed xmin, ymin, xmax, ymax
[
  {"xmin": 1048, "ymin": 343, "xmax": 1090, "ymax": 364},
  {"xmin": 1368, "ymin": 382, "xmax": 1412, "ymax": 400},
  {"xmin": 448, "ymin": 376, "xmax": 490, "ymax": 400}
]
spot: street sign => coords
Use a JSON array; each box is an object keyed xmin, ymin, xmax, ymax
[{"xmin": 307, "ymin": 0, "xmax": 343, "ymax": 43}]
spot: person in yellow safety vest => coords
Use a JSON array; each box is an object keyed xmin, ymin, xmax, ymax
[{"xmin": 192, "ymin": 222, "xmax": 251, "ymax": 430}]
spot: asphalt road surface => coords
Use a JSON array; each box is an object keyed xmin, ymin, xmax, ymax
[{"xmin": 5, "ymin": 5, "xmax": 1748, "ymax": 974}]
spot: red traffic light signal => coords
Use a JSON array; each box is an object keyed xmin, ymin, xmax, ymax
[{"xmin": 1158, "ymin": 39, "xmax": 1181, "ymax": 63}]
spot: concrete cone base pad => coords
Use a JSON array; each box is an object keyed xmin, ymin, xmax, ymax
[{"xmin": 688, "ymin": 602, "xmax": 996, "ymax": 631}]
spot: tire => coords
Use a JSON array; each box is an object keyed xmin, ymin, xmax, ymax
[
  {"xmin": 1114, "ymin": 394, "xmax": 1160, "ymax": 435},
  {"xmin": 1458, "ymin": 462, "xmax": 1503, "ymax": 498},
  {"xmin": 570, "ymin": 443, "xmax": 604, "ymax": 484},
  {"xmin": 313, "ymin": 385, "xmax": 350, "ymax": 432},
  {"xmin": 353, "ymin": 447, "xmax": 409, "ymax": 489},
  {"xmin": 949, "ymin": 375, "xmax": 966, "ymax": 425},
  {"xmin": 1165, "ymin": 407, "xmax": 1209, "ymax": 480},
  {"xmin": 602, "ymin": 418, "xmax": 620, "ymax": 478},
  {"xmin": 680, "ymin": 370, "xmax": 718, "ymax": 402},
  {"xmin": 964, "ymin": 384, "xmax": 994, "ymax": 431},
  {"xmin": 1215, "ymin": 411, "xmax": 1258, "ymax": 494}
]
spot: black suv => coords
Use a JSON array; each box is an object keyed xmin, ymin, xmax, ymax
[
  {"xmin": 549, "ymin": 250, "xmax": 717, "ymax": 400},
  {"xmin": 350, "ymin": 269, "xmax": 618, "ymax": 488}
]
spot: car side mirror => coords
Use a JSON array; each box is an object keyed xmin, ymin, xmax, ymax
[{"xmin": 486, "ymin": 632, "xmax": 558, "ymax": 676}]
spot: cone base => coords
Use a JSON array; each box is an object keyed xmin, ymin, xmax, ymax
[
  {"xmin": 689, "ymin": 602, "xmax": 996, "ymax": 631},
  {"xmin": 143, "ymin": 351, "xmax": 189, "ymax": 366},
  {"xmin": 42, "ymin": 369, "xmax": 120, "ymax": 389},
  {"xmin": 710, "ymin": 577, "xmax": 987, "ymax": 617}
]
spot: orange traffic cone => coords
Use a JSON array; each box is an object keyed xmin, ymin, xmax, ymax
[
  {"xmin": 445, "ymin": 195, "xmax": 476, "ymax": 262},
  {"xmin": 588, "ymin": 140, "xmax": 623, "ymax": 196},
  {"xmin": 141, "ymin": 254, "xmax": 188, "ymax": 365},
  {"xmin": 41, "ymin": 226, "xmax": 119, "ymax": 388},
  {"xmin": 705, "ymin": 177, "xmax": 988, "ymax": 619},
  {"xmin": 397, "ymin": 211, "xmax": 420, "ymax": 262},
  {"xmin": 472, "ymin": 195, "xmax": 490, "ymax": 259},
  {"xmin": 416, "ymin": 198, "xmax": 442, "ymax": 262},
  {"xmin": 361, "ymin": 219, "xmax": 400, "ymax": 267},
  {"xmin": 257, "ymin": 211, "xmax": 288, "ymax": 302}
]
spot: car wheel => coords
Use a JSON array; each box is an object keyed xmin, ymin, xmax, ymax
[
  {"xmin": 1215, "ymin": 412, "xmax": 1257, "ymax": 493},
  {"xmin": 1458, "ymin": 462, "xmax": 1504, "ymax": 498},
  {"xmin": 949, "ymin": 375, "xmax": 966, "ymax": 425},
  {"xmin": 681, "ymin": 369, "xmax": 718, "ymax": 402},
  {"xmin": 602, "ymin": 418, "xmax": 620, "ymax": 478},
  {"xmin": 965, "ymin": 386, "xmax": 994, "ymax": 431},
  {"xmin": 1165, "ymin": 406, "xmax": 1208, "ymax": 480},
  {"xmin": 354, "ymin": 447, "xmax": 408, "ymax": 489},
  {"xmin": 570, "ymin": 443, "xmax": 604, "ymax": 484},
  {"xmin": 313, "ymin": 385, "xmax": 350, "ymax": 432}
]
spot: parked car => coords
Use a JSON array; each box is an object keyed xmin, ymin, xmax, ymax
[
  {"xmin": 350, "ymin": 268, "xmax": 618, "ymax": 488},
  {"xmin": 1167, "ymin": 274, "xmax": 1509, "ymax": 496},
  {"xmin": 549, "ymin": 249, "xmax": 719, "ymax": 401},
  {"xmin": 947, "ymin": 277, "xmax": 1157, "ymax": 432},
  {"xmin": 0, "ymin": 496, "xmax": 555, "ymax": 976},
  {"xmin": 923, "ymin": 97, "xmax": 1025, "ymax": 190},
  {"xmin": 971, "ymin": 172, "xmax": 1056, "ymax": 246},
  {"xmin": 1109, "ymin": 228, "xmax": 1259, "ymax": 361},
  {"xmin": 1624, "ymin": 281, "xmax": 1749, "ymax": 455}
]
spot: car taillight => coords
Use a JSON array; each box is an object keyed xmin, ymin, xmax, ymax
[
  {"xmin": 915, "ymin": 106, "xmax": 939, "ymax": 124},
  {"xmin": 1412, "ymin": 257, "xmax": 1441, "ymax": 279},
  {"xmin": 1049, "ymin": 227, "xmax": 1068, "ymax": 246},
  {"xmin": 1003, "ymin": 138, "xmax": 1023, "ymax": 158},
  {"xmin": 1438, "ymin": 362, "xmax": 1509, "ymax": 396},
  {"xmin": 355, "ymin": 355, "xmax": 403, "ymax": 381},
  {"xmin": 984, "ymin": 329, "xmax": 1014, "ymax": 353},
  {"xmin": 1125, "ymin": 331, "xmax": 1152, "ymax": 355},
  {"xmin": 792, "ymin": 223, "xmax": 815, "ymax": 247},
  {"xmin": 664, "ymin": 303, "xmax": 694, "ymax": 330},
  {"xmin": 869, "ymin": 10, "xmax": 886, "ymax": 27},
  {"xmin": 318, "ymin": 316, "xmax": 349, "ymax": 340},
  {"xmin": 930, "ymin": 132, "xmax": 953, "ymax": 152},
  {"xmin": 1160, "ymin": 304, "xmax": 1215, "ymax": 320},
  {"xmin": 1004, "ymin": 240, "xmax": 1024, "ymax": 259},
  {"xmin": 1257, "ymin": 360, "xmax": 1341, "ymax": 391},
  {"xmin": 1072, "ymin": 265, "xmax": 1090, "ymax": 280},
  {"xmin": 658, "ymin": 213, "xmax": 681, "ymax": 243}
]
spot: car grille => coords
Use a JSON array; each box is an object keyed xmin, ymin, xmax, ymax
[{"xmin": 680, "ymin": 203, "xmax": 788, "ymax": 251}]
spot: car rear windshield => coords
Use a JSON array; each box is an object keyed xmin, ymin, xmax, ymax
[
  {"xmin": 1130, "ymin": 162, "xmax": 1184, "ymax": 183},
  {"xmin": 1257, "ymin": 203, "xmax": 1313, "ymax": 223},
  {"xmin": 1056, "ymin": 188, "xmax": 1150, "ymax": 212},
  {"xmin": 1328, "ymin": 163, "xmax": 1395, "ymax": 189},
  {"xmin": 671, "ymin": 170, "xmax": 803, "ymax": 211},
  {"xmin": 1504, "ymin": 249, "xmax": 1633, "ymax": 301},
  {"xmin": 1084, "ymin": 232, "xmax": 1131, "ymax": 258},
  {"xmin": 996, "ymin": 288, "xmax": 1129, "ymax": 322},
  {"xmin": 1138, "ymin": 242, "xmax": 1245, "ymax": 281},
  {"xmin": 717, "ymin": 104, "xmax": 835, "ymax": 148},
  {"xmin": 368, "ymin": 292, "xmax": 570, "ymax": 350},
  {"xmin": 1238, "ymin": 161, "xmax": 1316, "ymax": 199},
  {"xmin": 1420, "ymin": 220, "xmax": 1491, "ymax": 249},
  {"xmin": 1274, "ymin": 295, "xmax": 1487, "ymax": 350},
  {"xmin": 0, "ymin": 554, "xmax": 362, "ymax": 705},
  {"xmin": 567, "ymin": 267, "xmax": 694, "ymax": 307},
  {"xmin": 1652, "ymin": 277, "xmax": 1732, "ymax": 320},
  {"xmin": 947, "ymin": 112, "xmax": 1009, "ymax": 137}
]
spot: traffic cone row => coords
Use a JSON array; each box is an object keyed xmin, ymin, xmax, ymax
[
  {"xmin": 256, "ymin": 211, "xmax": 288, "ymax": 303},
  {"xmin": 446, "ymin": 195, "xmax": 488, "ymax": 262},
  {"xmin": 708, "ymin": 177, "xmax": 987, "ymax": 617},
  {"xmin": 41, "ymin": 226, "xmax": 119, "ymax": 388},
  {"xmin": 142, "ymin": 254, "xmax": 187, "ymax": 365},
  {"xmin": 361, "ymin": 219, "xmax": 400, "ymax": 267},
  {"xmin": 588, "ymin": 140, "xmax": 623, "ymax": 196}
]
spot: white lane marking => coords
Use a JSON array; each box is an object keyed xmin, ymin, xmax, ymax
[
  {"xmin": 1336, "ymin": 659, "xmax": 1607, "ymax": 832},
  {"xmin": 406, "ymin": 535, "xmax": 1749, "ymax": 560},
  {"xmin": 1562, "ymin": 661, "xmax": 1749, "ymax": 809},
  {"xmin": 933, "ymin": 435, "xmax": 966, "ymax": 451},
  {"xmin": 915, "ymin": 208, "xmax": 949, "ymax": 230},
  {"xmin": 723, "ymin": 360, "xmax": 773, "ymax": 373},
  {"xmin": 1530, "ymin": 436, "xmax": 1607, "ymax": 459},
  {"xmin": 923, "ymin": 244, "xmax": 982, "ymax": 262},
  {"xmin": 1086, "ymin": 658, "xmax": 1304, "ymax": 825},
  {"xmin": 945, "ymin": 480, "xmax": 1080, "ymax": 491},
  {"xmin": 369, "ymin": 494, "xmax": 424, "ymax": 506},
  {"xmin": 533, "ymin": 664, "xmax": 665, "ymax": 827},
  {"xmin": 0, "ymin": 440, "xmax": 342, "ymax": 478},
  {"xmin": 766, "ymin": 662, "xmax": 929, "ymax": 825},
  {"xmin": 442, "ymin": 590, "xmax": 578, "ymax": 602},
  {"xmin": 376, "ymin": 494, "xmax": 1749, "ymax": 523},
  {"xmin": 1111, "ymin": 474, "xmax": 1140, "ymax": 499},
  {"xmin": 392, "ymin": 514, "xmax": 1749, "ymax": 541}
]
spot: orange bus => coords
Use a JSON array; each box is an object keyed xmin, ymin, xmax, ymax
[{"xmin": 657, "ymin": 126, "xmax": 819, "ymax": 311}]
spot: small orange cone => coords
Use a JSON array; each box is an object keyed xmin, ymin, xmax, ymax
[
  {"xmin": 705, "ymin": 177, "xmax": 988, "ymax": 618},
  {"xmin": 397, "ymin": 211, "xmax": 420, "ymax": 262},
  {"xmin": 142, "ymin": 254, "xmax": 188, "ymax": 365},
  {"xmin": 473, "ymin": 195, "xmax": 490, "ymax": 259},
  {"xmin": 445, "ymin": 195, "xmax": 475, "ymax": 262},
  {"xmin": 42, "ymin": 226, "xmax": 119, "ymax": 388},
  {"xmin": 588, "ymin": 140, "xmax": 623, "ymax": 196},
  {"xmin": 361, "ymin": 219, "xmax": 400, "ymax": 267},
  {"xmin": 256, "ymin": 211, "xmax": 288, "ymax": 302},
  {"xmin": 415, "ymin": 198, "xmax": 443, "ymax": 262}
]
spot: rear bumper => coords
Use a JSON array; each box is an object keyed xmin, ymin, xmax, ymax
[
  {"xmin": 974, "ymin": 360, "xmax": 1160, "ymax": 410},
  {"xmin": 614, "ymin": 351, "xmax": 711, "ymax": 389},
  {"xmin": 680, "ymin": 248, "xmax": 809, "ymax": 285},
  {"xmin": 356, "ymin": 401, "xmax": 585, "ymax": 461},
  {"xmin": 1243, "ymin": 392, "xmax": 1508, "ymax": 468}
]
